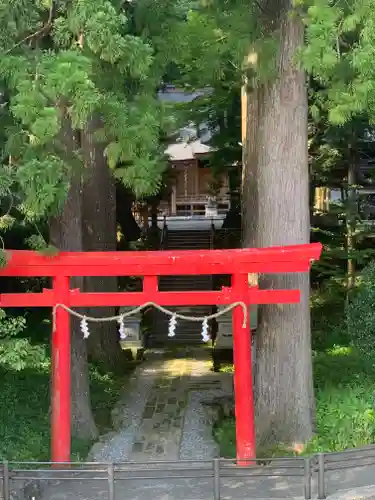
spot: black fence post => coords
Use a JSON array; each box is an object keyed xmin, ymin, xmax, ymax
[
  {"xmin": 2, "ymin": 460, "xmax": 9, "ymax": 500},
  {"xmin": 317, "ymin": 453, "xmax": 326, "ymax": 499},
  {"xmin": 304, "ymin": 457, "xmax": 311, "ymax": 499},
  {"xmin": 213, "ymin": 458, "xmax": 220, "ymax": 500},
  {"xmin": 108, "ymin": 463, "xmax": 115, "ymax": 500}
]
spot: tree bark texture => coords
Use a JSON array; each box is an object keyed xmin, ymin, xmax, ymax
[
  {"xmin": 81, "ymin": 116, "xmax": 125, "ymax": 374},
  {"xmin": 242, "ymin": 8, "xmax": 314, "ymax": 449},
  {"xmin": 242, "ymin": 85, "xmax": 260, "ymax": 249},
  {"xmin": 115, "ymin": 182, "xmax": 141, "ymax": 249},
  {"xmin": 49, "ymin": 112, "xmax": 98, "ymax": 440},
  {"xmin": 346, "ymin": 145, "xmax": 357, "ymax": 291}
]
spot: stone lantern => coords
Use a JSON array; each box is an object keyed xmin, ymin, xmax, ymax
[
  {"xmin": 119, "ymin": 306, "xmax": 143, "ymax": 361},
  {"xmin": 214, "ymin": 305, "xmax": 258, "ymax": 374}
]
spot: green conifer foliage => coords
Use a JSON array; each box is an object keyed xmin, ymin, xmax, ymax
[
  {"xmin": 0, "ymin": 0, "xmax": 167, "ymax": 218},
  {"xmin": 302, "ymin": 0, "xmax": 375, "ymax": 125},
  {"xmin": 0, "ymin": 0, "xmax": 179, "ymax": 438}
]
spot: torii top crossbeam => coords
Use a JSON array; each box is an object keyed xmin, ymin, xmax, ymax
[{"xmin": 0, "ymin": 244, "xmax": 321, "ymax": 276}]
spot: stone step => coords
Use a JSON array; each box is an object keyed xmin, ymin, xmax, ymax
[
  {"xmin": 159, "ymin": 280, "xmax": 212, "ymax": 291},
  {"xmin": 152, "ymin": 229, "xmax": 214, "ymax": 346},
  {"xmin": 165, "ymin": 231, "xmax": 212, "ymax": 250},
  {"xmin": 165, "ymin": 244, "xmax": 211, "ymax": 250},
  {"xmin": 148, "ymin": 306, "xmax": 213, "ymax": 346}
]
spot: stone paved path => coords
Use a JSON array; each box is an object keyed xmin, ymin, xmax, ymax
[
  {"xmin": 89, "ymin": 348, "xmax": 230, "ymax": 463},
  {"xmin": 129, "ymin": 356, "xmax": 193, "ymax": 460},
  {"xmin": 35, "ymin": 348, "xmax": 375, "ymax": 499}
]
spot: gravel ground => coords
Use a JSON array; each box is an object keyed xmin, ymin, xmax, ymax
[
  {"xmin": 180, "ymin": 389, "xmax": 229, "ymax": 460},
  {"xmin": 90, "ymin": 363, "xmax": 159, "ymax": 462}
]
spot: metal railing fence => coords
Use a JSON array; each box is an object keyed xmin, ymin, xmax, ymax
[{"xmin": 2, "ymin": 446, "xmax": 375, "ymax": 500}]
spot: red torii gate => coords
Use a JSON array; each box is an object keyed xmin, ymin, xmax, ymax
[{"xmin": 0, "ymin": 243, "xmax": 321, "ymax": 463}]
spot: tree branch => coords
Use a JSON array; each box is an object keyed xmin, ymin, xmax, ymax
[{"xmin": 4, "ymin": 1, "xmax": 55, "ymax": 55}]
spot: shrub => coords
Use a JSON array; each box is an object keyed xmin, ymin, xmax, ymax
[
  {"xmin": 347, "ymin": 261, "xmax": 375, "ymax": 359},
  {"xmin": 214, "ymin": 347, "xmax": 375, "ymax": 457},
  {"xmin": 0, "ymin": 314, "xmax": 48, "ymax": 371},
  {"xmin": 0, "ymin": 313, "xmax": 26, "ymax": 337},
  {"xmin": 311, "ymin": 280, "xmax": 348, "ymax": 351}
]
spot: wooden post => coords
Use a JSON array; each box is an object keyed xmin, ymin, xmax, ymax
[
  {"xmin": 241, "ymin": 84, "xmax": 247, "ymax": 144},
  {"xmin": 51, "ymin": 275, "xmax": 71, "ymax": 463},
  {"xmin": 171, "ymin": 184, "xmax": 177, "ymax": 215}
]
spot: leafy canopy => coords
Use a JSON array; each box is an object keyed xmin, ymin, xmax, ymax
[
  {"xmin": 0, "ymin": 0, "xmax": 173, "ymax": 220},
  {"xmin": 302, "ymin": 0, "xmax": 375, "ymax": 125}
]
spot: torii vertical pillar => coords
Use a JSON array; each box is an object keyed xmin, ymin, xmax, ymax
[
  {"xmin": 51, "ymin": 275, "xmax": 71, "ymax": 463},
  {"xmin": 232, "ymin": 273, "xmax": 256, "ymax": 462}
]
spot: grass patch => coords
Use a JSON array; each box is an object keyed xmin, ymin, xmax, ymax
[
  {"xmin": 214, "ymin": 346, "xmax": 375, "ymax": 458},
  {"xmin": 310, "ymin": 284, "xmax": 348, "ymax": 351},
  {"xmin": 0, "ymin": 334, "xmax": 130, "ymax": 462},
  {"xmin": 306, "ymin": 346, "xmax": 375, "ymax": 453},
  {"xmin": 216, "ymin": 363, "xmax": 234, "ymax": 373}
]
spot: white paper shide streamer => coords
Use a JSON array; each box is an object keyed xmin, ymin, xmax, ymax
[
  {"xmin": 118, "ymin": 315, "xmax": 127, "ymax": 340},
  {"xmin": 201, "ymin": 317, "xmax": 210, "ymax": 343},
  {"xmin": 80, "ymin": 317, "xmax": 90, "ymax": 339},
  {"xmin": 168, "ymin": 314, "xmax": 177, "ymax": 337}
]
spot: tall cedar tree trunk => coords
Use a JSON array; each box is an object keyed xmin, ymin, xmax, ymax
[
  {"xmin": 115, "ymin": 182, "xmax": 141, "ymax": 250},
  {"xmin": 346, "ymin": 143, "xmax": 357, "ymax": 291},
  {"xmin": 82, "ymin": 117, "xmax": 124, "ymax": 374},
  {"xmin": 242, "ymin": 8, "xmax": 314, "ymax": 449},
  {"xmin": 49, "ymin": 110, "xmax": 98, "ymax": 440}
]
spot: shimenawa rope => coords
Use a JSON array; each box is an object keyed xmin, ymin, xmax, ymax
[{"xmin": 52, "ymin": 301, "xmax": 248, "ymax": 343}]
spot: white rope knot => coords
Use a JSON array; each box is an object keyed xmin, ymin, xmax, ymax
[
  {"xmin": 201, "ymin": 317, "xmax": 210, "ymax": 343},
  {"xmin": 80, "ymin": 316, "xmax": 90, "ymax": 339},
  {"xmin": 118, "ymin": 315, "xmax": 127, "ymax": 340},
  {"xmin": 168, "ymin": 314, "xmax": 177, "ymax": 337}
]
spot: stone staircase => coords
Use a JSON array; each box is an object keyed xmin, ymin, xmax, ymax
[{"xmin": 147, "ymin": 229, "xmax": 214, "ymax": 346}]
